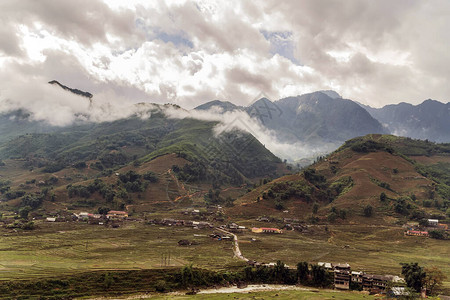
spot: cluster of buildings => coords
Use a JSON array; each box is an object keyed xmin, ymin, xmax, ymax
[
  {"xmin": 318, "ymin": 262, "xmax": 403, "ymax": 293},
  {"xmin": 46, "ymin": 210, "xmax": 128, "ymax": 224},
  {"xmin": 147, "ymin": 218, "xmax": 214, "ymax": 229},
  {"xmin": 404, "ymin": 218, "xmax": 448, "ymax": 237}
]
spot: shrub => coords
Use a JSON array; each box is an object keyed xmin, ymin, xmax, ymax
[
  {"xmin": 429, "ymin": 230, "xmax": 446, "ymax": 240},
  {"xmin": 155, "ymin": 280, "xmax": 167, "ymax": 292},
  {"xmin": 363, "ymin": 205, "xmax": 373, "ymax": 217}
]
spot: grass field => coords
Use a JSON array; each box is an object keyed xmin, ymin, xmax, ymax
[
  {"xmin": 1, "ymin": 220, "xmax": 448, "ymax": 293},
  {"xmin": 237, "ymin": 224, "xmax": 450, "ymax": 290},
  {"xmin": 120, "ymin": 289, "xmax": 377, "ymax": 300},
  {"xmin": 0, "ymin": 221, "xmax": 240, "ymax": 281}
]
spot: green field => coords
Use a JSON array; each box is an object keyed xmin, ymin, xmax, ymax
[
  {"xmin": 122, "ymin": 289, "xmax": 377, "ymax": 300},
  {"xmin": 0, "ymin": 221, "xmax": 239, "ymax": 280},
  {"xmin": 237, "ymin": 224, "xmax": 450, "ymax": 292},
  {"xmin": 1, "ymin": 220, "xmax": 448, "ymax": 295}
]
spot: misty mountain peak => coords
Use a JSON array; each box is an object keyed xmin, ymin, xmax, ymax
[
  {"xmin": 319, "ymin": 90, "xmax": 342, "ymax": 99},
  {"xmin": 194, "ymin": 100, "xmax": 240, "ymax": 112}
]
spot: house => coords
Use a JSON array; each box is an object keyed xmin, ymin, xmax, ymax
[
  {"xmin": 333, "ymin": 263, "xmax": 351, "ymax": 290},
  {"xmin": 228, "ymin": 223, "xmax": 239, "ymax": 230},
  {"xmin": 427, "ymin": 219, "xmax": 439, "ymax": 226},
  {"xmin": 251, "ymin": 227, "xmax": 282, "ymax": 234},
  {"xmin": 46, "ymin": 217, "xmax": 56, "ymax": 222},
  {"xmin": 106, "ymin": 210, "xmax": 128, "ymax": 220},
  {"xmin": 362, "ymin": 274, "xmax": 395, "ymax": 292},
  {"xmin": 405, "ymin": 230, "xmax": 429, "ymax": 237},
  {"xmin": 389, "ymin": 287, "xmax": 410, "ymax": 298},
  {"xmin": 351, "ymin": 271, "xmax": 364, "ymax": 284},
  {"xmin": 437, "ymin": 223, "xmax": 448, "ymax": 230},
  {"xmin": 334, "ymin": 269, "xmax": 351, "ymax": 290},
  {"xmin": 77, "ymin": 212, "xmax": 90, "ymax": 221},
  {"xmin": 162, "ymin": 219, "xmax": 183, "ymax": 226},
  {"xmin": 318, "ymin": 262, "xmax": 333, "ymax": 270}
]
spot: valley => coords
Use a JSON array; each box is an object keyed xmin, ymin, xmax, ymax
[
  {"xmin": 0, "ymin": 86, "xmax": 449, "ymax": 299},
  {"xmin": 0, "ymin": 129, "xmax": 449, "ymax": 298},
  {"xmin": 2, "ymin": 2, "xmax": 450, "ymax": 298}
]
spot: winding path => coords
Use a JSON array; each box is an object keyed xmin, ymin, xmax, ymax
[{"xmin": 216, "ymin": 228, "xmax": 249, "ymax": 262}]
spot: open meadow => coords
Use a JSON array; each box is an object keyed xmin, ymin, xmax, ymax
[
  {"xmin": 0, "ymin": 219, "xmax": 448, "ymax": 293},
  {"xmin": 111, "ymin": 288, "xmax": 377, "ymax": 300},
  {"xmin": 0, "ymin": 221, "xmax": 239, "ymax": 281}
]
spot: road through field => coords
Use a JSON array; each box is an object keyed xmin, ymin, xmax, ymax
[{"xmin": 216, "ymin": 228, "xmax": 249, "ymax": 262}]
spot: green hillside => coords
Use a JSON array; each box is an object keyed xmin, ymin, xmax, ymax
[
  {"xmin": 231, "ymin": 134, "xmax": 450, "ymax": 224},
  {"xmin": 0, "ymin": 106, "xmax": 283, "ymax": 216}
]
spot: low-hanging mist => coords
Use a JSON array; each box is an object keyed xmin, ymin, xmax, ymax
[{"xmin": 0, "ymin": 81, "xmax": 330, "ymax": 162}]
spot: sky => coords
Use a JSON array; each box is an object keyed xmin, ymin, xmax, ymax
[{"xmin": 1, "ymin": 0, "xmax": 449, "ymax": 113}]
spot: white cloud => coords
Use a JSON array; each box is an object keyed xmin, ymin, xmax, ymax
[
  {"xmin": 2, "ymin": 0, "xmax": 449, "ymax": 108},
  {"xmin": 0, "ymin": 0, "xmax": 449, "ymax": 159}
]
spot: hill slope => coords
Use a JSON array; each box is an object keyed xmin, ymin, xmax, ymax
[
  {"xmin": 229, "ymin": 134, "xmax": 450, "ymax": 223},
  {"xmin": 0, "ymin": 104, "xmax": 285, "ymax": 216}
]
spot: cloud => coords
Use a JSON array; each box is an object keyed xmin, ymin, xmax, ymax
[
  {"xmin": 1, "ymin": 0, "xmax": 449, "ymax": 116},
  {"xmin": 163, "ymin": 105, "xmax": 333, "ymax": 161},
  {"xmin": 0, "ymin": 74, "xmax": 156, "ymax": 126},
  {"xmin": 0, "ymin": 0, "xmax": 138, "ymax": 48}
]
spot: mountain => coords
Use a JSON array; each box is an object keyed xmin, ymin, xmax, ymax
[
  {"xmin": 0, "ymin": 105, "xmax": 281, "ymax": 181},
  {"xmin": 228, "ymin": 134, "xmax": 450, "ymax": 223},
  {"xmin": 247, "ymin": 91, "xmax": 386, "ymax": 145},
  {"xmin": 0, "ymin": 103, "xmax": 286, "ymax": 216},
  {"xmin": 319, "ymin": 90, "xmax": 342, "ymax": 99},
  {"xmin": 194, "ymin": 100, "xmax": 241, "ymax": 112},
  {"xmin": 48, "ymin": 80, "xmax": 93, "ymax": 99},
  {"xmin": 0, "ymin": 110, "xmax": 61, "ymax": 144},
  {"xmin": 362, "ymin": 100, "xmax": 450, "ymax": 142}
]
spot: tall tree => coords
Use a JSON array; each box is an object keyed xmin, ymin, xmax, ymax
[
  {"xmin": 424, "ymin": 266, "xmax": 446, "ymax": 295},
  {"xmin": 297, "ymin": 261, "xmax": 309, "ymax": 283},
  {"xmin": 401, "ymin": 263, "xmax": 426, "ymax": 293}
]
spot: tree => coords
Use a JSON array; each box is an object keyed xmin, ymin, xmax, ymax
[
  {"xmin": 103, "ymin": 272, "xmax": 114, "ymax": 289},
  {"xmin": 401, "ymin": 263, "xmax": 426, "ymax": 293},
  {"xmin": 424, "ymin": 266, "xmax": 446, "ymax": 296},
  {"xmin": 380, "ymin": 192, "xmax": 387, "ymax": 201},
  {"xmin": 312, "ymin": 203, "xmax": 319, "ymax": 214},
  {"xmin": 429, "ymin": 230, "xmax": 445, "ymax": 240},
  {"xmin": 98, "ymin": 207, "xmax": 111, "ymax": 215},
  {"xmin": 296, "ymin": 261, "xmax": 309, "ymax": 283},
  {"xmin": 19, "ymin": 206, "xmax": 32, "ymax": 219},
  {"xmin": 310, "ymin": 264, "xmax": 331, "ymax": 287},
  {"xmin": 363, "ymin": 205, "xmax": 373, "ymax": 217},
  {"xmin": 273, "ymin": 260, "xmax": 288, "ymax": 283}
]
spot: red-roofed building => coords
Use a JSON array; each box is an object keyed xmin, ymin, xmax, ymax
[{"xmin": 405, "ymin": 230, "xmax": 428, "ymax": 237}]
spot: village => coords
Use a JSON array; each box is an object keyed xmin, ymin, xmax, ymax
[{"xmin": 2, "ymin": 207, "xmax": 446, "ymax": 297}]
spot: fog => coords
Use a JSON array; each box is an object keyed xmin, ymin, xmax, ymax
[{"xmin": 0, "ymin": 82, "xmax": 330, "ymax": 161}]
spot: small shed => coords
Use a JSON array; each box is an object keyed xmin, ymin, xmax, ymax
[{"xmin": 427, "ymin": 219, "xmax": 439, "ymax": 226}]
